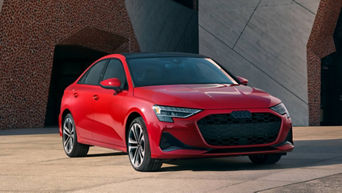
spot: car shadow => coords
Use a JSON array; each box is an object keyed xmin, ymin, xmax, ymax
[
  {"xmin": 158, "ymin": 139, "xmax": 342, "ymax": 172},
  {"xmin": 2, "ymin": 128, "xmax": 341, "ymax": 172},
  {"xmin": 86, "ymin": 152, "xmax": 127, "ymax": 157}
]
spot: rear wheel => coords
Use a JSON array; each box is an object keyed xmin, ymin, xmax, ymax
[
  {"xmin": 62, "ymin": 113, "xmax": 89, "ymax": 157},
  {"xmin": 127, "ymin": 117, "xmax": 162, "ymax": 171},
  {"xmin": 248, "ymin": 153, "xmax": 282, "ymax": 164}
]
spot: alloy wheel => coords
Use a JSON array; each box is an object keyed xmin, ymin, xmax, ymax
[
  {"xmin": 63, "ymin": 117, "xmax": 75, "ymax": 154},
  {"xmin": 128, "ymin": 123, "xmax": 145, "ymax": 168}
]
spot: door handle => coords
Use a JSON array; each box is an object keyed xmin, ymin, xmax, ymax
[
  {"xmin": 93, "ymin": 95, "xmax": 99, "ymax": 101},
  {"xmin": 73, "ymin": 92, "xmax": 79, "ymax": 98}
]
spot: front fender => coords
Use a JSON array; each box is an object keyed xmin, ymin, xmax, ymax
[{"xmin": 123, "ymin": 101, "xmax": 161, "ymax": 154}]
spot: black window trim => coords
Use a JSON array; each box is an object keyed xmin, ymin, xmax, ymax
[
  {"xmin": 101, "ymin": 58, "xmax": 129, "ymax": 90},
  {"xmin": 77, "ymin": 59, "xmax": 110, "ymax": 86}
]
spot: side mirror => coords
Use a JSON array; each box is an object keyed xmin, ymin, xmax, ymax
[
  {"xmin": 100, "ymin": 78, "xmax": 121, "ymax": 91},
  {"xmin": 236, "ymin": 76, "xmax": 248, "ymax": 85}
]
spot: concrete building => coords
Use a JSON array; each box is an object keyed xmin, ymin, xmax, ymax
[
  {"xmin": 0, "ymin": 0, "xmax": 198, "ymax": 129},
  {"xmin": 199, "ymin": 0, "xmax": 342, "ymax": 126},
  {"xmin": 125, "ymin": 0, "xmax": 198, "ymax": 53},
  {"xmin": 0, "ymin": 0, "xmax": 342, "ymax": 128}
]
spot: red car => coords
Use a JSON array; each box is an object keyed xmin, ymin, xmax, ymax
[{"xmin": 59, "ymin": 53, "xmax": 294, "ymax": 171}]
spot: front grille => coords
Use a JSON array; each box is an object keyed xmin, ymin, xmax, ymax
[{"xmin": 197, "ymin": 112, "xmax": 281, "ymax": 146}]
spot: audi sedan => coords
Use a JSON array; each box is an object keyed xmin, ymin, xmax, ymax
[{"xmin": 59, "ymin": 52, "xmax": 294, "ymax": 171}]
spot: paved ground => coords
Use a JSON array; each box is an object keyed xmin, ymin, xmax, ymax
[{"xmin": 0, "ymin": 127, "xmax": 342, "ymax": 193}]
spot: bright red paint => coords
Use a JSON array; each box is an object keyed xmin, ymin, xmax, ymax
[
  {"xmin": 59, "ymin": 53, "xmax": 294, "ymax": 159},
  {"xmin": 100, "ymin": 78, "xmax": 121, "ymax": 88}
]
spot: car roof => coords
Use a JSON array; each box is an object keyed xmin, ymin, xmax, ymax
[{"xmin": 121, "ymin": 52, "xmax": 207, "ymax": 59}]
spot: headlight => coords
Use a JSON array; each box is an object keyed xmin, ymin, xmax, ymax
[
  {"xmin": 270, "ymin": 103, "xmax": 290, "ymax": 118},
  {"xmin": 152, "ymin": 105, "xmax": 202, "ymax": 122}
]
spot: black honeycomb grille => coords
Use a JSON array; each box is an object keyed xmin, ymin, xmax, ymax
[{"xmin": 197, "ymin": 112, "xmax": 281, "ymax": 146}]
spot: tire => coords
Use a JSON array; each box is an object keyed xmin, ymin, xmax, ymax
[
  {"xmin": 248, "ymin": 154, "xmax": 282, "ymax": 165},
  {"xmin": 127, "ymin": 117, "xmax": 162, "ymax": 171},
  {"xmin": 62, "ymin": 113, "xmax": 89, "ymax": 157}
]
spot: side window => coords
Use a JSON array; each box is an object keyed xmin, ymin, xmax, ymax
[
  {"xmin": 78, "ymin": 70, "xmax": 89, "ymax": 84},
  {"xmin": 102, "ymin": 59, "xmax": 127, "ymax": 89},
  {"xmin": 81, "ymin": 60, "xmax": 108, "ymax": 85}
]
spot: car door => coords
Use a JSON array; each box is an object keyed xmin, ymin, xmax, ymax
[
  {"xmin": 73, "ymin": 59, "xmax": 109, "ymax": 140},
  {"xmin": 91, "ymin": 59, "xmax": 129, "ymax": 146}
]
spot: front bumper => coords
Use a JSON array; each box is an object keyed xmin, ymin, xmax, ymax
[{"xmin": 146, "ymin": 108, "xmax": 294, "ymax": 159}]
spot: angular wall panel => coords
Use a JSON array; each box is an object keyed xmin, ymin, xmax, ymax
[
  {"xmin": 125, "ymin": 0, "xmax": 198, "ymax": 53},
  {"xmin": 199, "ymin": 0, "xmax": 320, "ymax": 125}
]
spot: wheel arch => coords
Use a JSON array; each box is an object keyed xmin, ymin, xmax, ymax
[
  {"xmin": 124, "ymin": 110, "xmax": 149, "ymax": 149},
  {"xmin": 125, "ymin": 112, "xmax": 142, "ymax": 137},
  {"xmin": 61, "ymin": 109, "xmax": 71, "ymax": 119}
]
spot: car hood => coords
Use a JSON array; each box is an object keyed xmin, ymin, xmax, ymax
[{"xmin": 133, "ymin": 84, "xmax": 281, "ymax": 109}]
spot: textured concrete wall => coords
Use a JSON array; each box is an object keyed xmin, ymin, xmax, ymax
[
  {"xmin": 0, "ymin": 0, "xmax": 3, "ymax": 12},
  {"xmin": 0, "ymin": 0, "xmax": 139, "ymax": 129},
  {"xmin": 199, "ymin": 0, "xmax": 320, "ymax": 125},
  {"xmin": 307, "ymin": 0, "xmax": 342, "ymax": 125},
  {"xmin": 125, "ymin": 0, "xmax": 198, "ymax": 53}
]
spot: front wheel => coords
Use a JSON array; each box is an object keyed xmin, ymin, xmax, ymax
[
  {"xmin": 248, "ymin": 153, "xmax": 282, "ymax": 164},
  {"xmin": 127, "ymin": 117, "xmax": 162, "ymax": 171},
  {"xmin": 62, "ymin": 113, "xmax": 89, "ymax": 157}
]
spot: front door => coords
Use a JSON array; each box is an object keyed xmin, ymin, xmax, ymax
[
  {"xmin": 75, "ymin": 59, "xmax": 109, "ymax": 138},
  {"xmin": 92, "ymin": 59, "xmax": 129, "ymax": 145}
]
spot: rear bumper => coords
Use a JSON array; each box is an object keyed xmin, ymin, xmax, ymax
[{"xmin": 146, "ymin": 108, "xmax": 294, "ymax": 159}]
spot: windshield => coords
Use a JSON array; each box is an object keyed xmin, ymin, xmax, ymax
[{"xmin": 127, "ymin": 57, "xmax": 237, "ymax": 87}]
